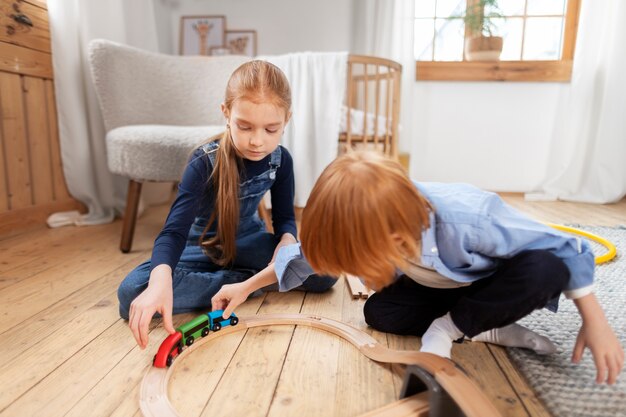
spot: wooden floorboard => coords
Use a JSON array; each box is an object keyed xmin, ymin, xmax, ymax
[
  {"xmin": 168, "ymin": 295, "xmax": 266, "ymax": 417},
  {"xmin": 488, "ymin": 345, "xmax": 553, "ymax": 417},
  {"xmin": 453, "ymin": 342, "xmax": 530, "ymax": 417},
  {"xmin": 65, "ymin": 315, "xmax": 183, "ymax": 417},
  {"xmin": 199, "ymin": 291, "xmax": 305, "ymax": 416},
  {"xmin": 0, "ymin": 255, "xmax": 143, "ymax": 358},
  {"xmin": 0, "ymin": 195, "xmax": 624, "ymax": 417},
  {"xmin": 267, "ymin": 281, "xmax": 345, "ymax": 416},
  {"xmin": 336, "ymin": 291, "xmax": 397, "ymax": 415}
]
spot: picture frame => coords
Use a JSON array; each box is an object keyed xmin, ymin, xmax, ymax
[
  {"xmin": 179, "ymin": 15, "xmax": 226, "ymax": 56},
  {"xmin": 225, "ymin": 30, "xmax": 257, "ymax": 57}
]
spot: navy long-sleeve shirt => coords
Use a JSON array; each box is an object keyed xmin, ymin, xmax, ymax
[{"xmin": 150, "ymin": 145, "xmax": 297, "ymax": 271}]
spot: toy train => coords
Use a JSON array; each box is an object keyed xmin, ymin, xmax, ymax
[{"xmin": 153, "ymin": 310, "xmax": 239, "ymax": 368}]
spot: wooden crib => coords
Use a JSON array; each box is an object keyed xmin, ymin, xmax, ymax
[{"xmin": 339, "ymin": 55, "xmax": 402, "ymax": 159}]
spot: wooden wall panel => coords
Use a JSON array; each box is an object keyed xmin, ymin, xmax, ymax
[
  {"xmin": 0, "ymin": 0, "xmax": 81, "ymax": 237},
  {"xmin": 0, "ymin": 0, "xmax": 51, "ymax": 53},
  {"xmin": 0, "ymin": 71, "xmax": 32, "ymax": 209},
  {"xmin": 0, "ymin": 41, "xmax": 52, "ymax": 78},
  {"xmin": 0, "ymin": 113, "xmax": 8, "ymax": 211},
  {"xmin": 24, "ymin": 75, "xmax": 53, "ymax": 204},
  {"xmin": 23, "ymin": 0, "xmax": 47, "ymax": 10}
]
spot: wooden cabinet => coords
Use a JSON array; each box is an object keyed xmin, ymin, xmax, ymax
[{"xmin": 0, "ymin": 0, "xmax": 80, "ymax": 236}]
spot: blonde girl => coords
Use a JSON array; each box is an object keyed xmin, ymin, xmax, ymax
[{"xmin": 119, "ymin": 61, "xmax": 335, "ymax": 349}]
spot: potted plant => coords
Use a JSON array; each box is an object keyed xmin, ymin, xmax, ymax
[{"xmin": 463, "ymin": 0, "xmax": 504, "ymax": 61}]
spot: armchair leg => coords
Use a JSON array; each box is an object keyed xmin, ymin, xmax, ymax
[{"xmin": 120, "ymin": 180, "xmax": 143, "ymax": 253}]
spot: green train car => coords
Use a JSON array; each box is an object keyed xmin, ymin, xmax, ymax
[{"xmin": 178, "ymin": 314, "xmax": 211, "ymax": 346}]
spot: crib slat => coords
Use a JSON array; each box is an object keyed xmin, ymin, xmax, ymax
[
  {"xmin": 346, "ymin": 61, "xmax": 353, "ymax": 149},
  {"xmin": 391, "ymin": 66, "xmax": 401, "ymax": 158},
  {"xmin": 385, "ymin": 69, "xmax": 392, "ymax": 155},
  {"xmin": 374, "ymin": 65, "xmax": 380, "ymax": 148},
  {"xmin": 362, "ymin": 63, "xmax": 368, "ymax": 148}
]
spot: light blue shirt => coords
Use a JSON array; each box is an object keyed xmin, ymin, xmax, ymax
[{"xmin": 274, "ymin": 182, "xmax": 595, "ymax": 307}]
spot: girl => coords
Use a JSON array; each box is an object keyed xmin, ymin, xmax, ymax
[
  {"xmin": 118, "ymin": 60, "xmax": 335, "ymax": 349},
  {"xmin": 297, "ymin": 150, "xmax": 623, "ymax": 385}
]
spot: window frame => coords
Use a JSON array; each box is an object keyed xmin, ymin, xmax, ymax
[{"xmin": 415, "ymin": 0, "xmax": 581, "ymax": 82}]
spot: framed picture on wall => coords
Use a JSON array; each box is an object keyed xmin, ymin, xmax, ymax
[
  {"xmin": 179, "ymin": 15, "xmax": 226, "ymax": 56},
  {"xmin": 225, "ymin": 30, "xmax": 257, "ymax": 57}
]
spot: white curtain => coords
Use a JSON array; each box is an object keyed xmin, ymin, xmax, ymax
[
  {"xmin": 351, "ymin": 0, "xmax": 416, "ymax": 153},
  {"xmin": 257, "ymin": 52, "xmax": 348, "ymax": 207},
  {"xmin": 527, "ymin": 0, "xmax": 626, "ymax": 204},
  {"xmin": 47, "ymin": 0, "xmax": 162, "ymax": 226}
]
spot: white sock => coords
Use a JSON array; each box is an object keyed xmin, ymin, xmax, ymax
[
  {"xmin": 470, "ymin": 323, "xmax": 557, "ymax": 355},
  {"xmin": 419, "ymin": 313, "xmax": 463, "ymax": 359}
]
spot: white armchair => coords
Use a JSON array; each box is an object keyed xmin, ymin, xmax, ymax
[{"xmin": 88, "ymin": 39, "xmax": 248, "ymax": 252}]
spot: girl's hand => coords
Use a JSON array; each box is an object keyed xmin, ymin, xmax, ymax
[
  {"xmin": 270, "ymin": 233, "xmax": 298, "ymax": 264},
  {"xmin": 573, "ymin": 293, "xmax": 625, "ymax": 384},
  {"xmin": 128, "ymin": 265, "xmax": 176, "ymax": 349},
  {"xmin": 211, "ymin": 282, "xmax": 250, "ymax": 319},
  {"xmin": 211, "ymin": 264, "xmax": 278, "ymax": 319}
]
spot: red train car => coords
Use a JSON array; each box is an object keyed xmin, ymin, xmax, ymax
[{"xmin": 153, "ymin": 332, "xmax": 183, "ymax": 368}]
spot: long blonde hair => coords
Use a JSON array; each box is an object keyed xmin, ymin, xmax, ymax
[
  {"xmin": 201, "ymin": 60, "xmax": 292, "ymax": 266},
  {"xmin": 301, "ymin": 151, "xmax": 431, "ymax": 290}
]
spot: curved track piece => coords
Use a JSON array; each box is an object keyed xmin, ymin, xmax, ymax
[
  {"xmin": 547, "ymin": 223, "xmax": 617, "ymax": 264},
  {"xmin": 141, "ymin": 313, "xmax": 501, "ymax": 417}
]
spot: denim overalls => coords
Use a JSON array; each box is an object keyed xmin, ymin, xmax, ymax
[{"xmin": 117, "ymin": 142, "xmax": 334, "ymax": 319}]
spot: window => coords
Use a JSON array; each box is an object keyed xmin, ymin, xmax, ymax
[{"xmin": 414, "ymin": 0, "xmax": 581, "ymax": 81}]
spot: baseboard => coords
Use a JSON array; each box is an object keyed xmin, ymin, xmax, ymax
[{"xmin": 0, "ymin": 199, "xmax": 85, "ymax": 240}]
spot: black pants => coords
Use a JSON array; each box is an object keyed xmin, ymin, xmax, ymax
[{"xmin": 363, "ymin": 250, "xmax": 570, "ymax": 338}]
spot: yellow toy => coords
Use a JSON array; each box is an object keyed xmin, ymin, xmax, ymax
[{"xmin": 547, "ymin": 223, "xmax": 617, "ymax": 264}]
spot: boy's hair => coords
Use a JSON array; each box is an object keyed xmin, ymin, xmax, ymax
[
  {"xmin": 201, "ymin": 60, "xmax": 291, "ymax": 266},
  {"xmin": 301, "ymin": 151, "xmax": 431, "ymax": 290}
]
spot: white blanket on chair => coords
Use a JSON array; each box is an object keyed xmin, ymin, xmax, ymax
[{"xmin": 257, "ymin": 52, "xmax": 348, "ymax": 207}]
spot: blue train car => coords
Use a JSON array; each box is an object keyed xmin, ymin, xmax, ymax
[{"xmin": 208, "ymin": 309, "xmax": 239, "ymax": 331}]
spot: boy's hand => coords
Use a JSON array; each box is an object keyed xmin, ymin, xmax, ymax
[
  {"xmin": 128, "ymin": 267, "xmax": 175, "ymax": 349},
  {"xmin": 270, "ymin": 233, "xmax": 297, "ymax": 264},
  {"xmin": 572, "ymin": 293, "xmax": 624, "ymax": 385},
  {"xmin": 212, "ymin": 282, "xmax": 250, "ymax": 319},
  {"xmin": 572, "ymin": 319, "xmax": 624, "ymax": 384}
]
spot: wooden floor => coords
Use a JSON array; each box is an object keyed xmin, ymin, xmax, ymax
[{"xmin": 0, "ymin": 194, "xmax": 624, "ymax": 417}]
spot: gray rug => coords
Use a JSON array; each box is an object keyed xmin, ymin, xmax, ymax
[{"xmin": 508, "ymin": 225, "xmax": 626, "ymax": 417}]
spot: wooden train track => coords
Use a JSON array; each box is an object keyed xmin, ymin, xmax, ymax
[{"xmin": 140, "ymin": 313, "xmax": 501, "ymax": 417}]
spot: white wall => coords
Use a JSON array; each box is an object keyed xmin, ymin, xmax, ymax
[
  {"xmin": 153, "ymin": 0, "xmax": 173, "ymax": 54},
  {"xmin": 153, "ymin": 0, "xmax": 353, "ymax": 56},
  {"xmin": 409, "ymin": 82, "xmax": 565, "ymax": 192}
]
